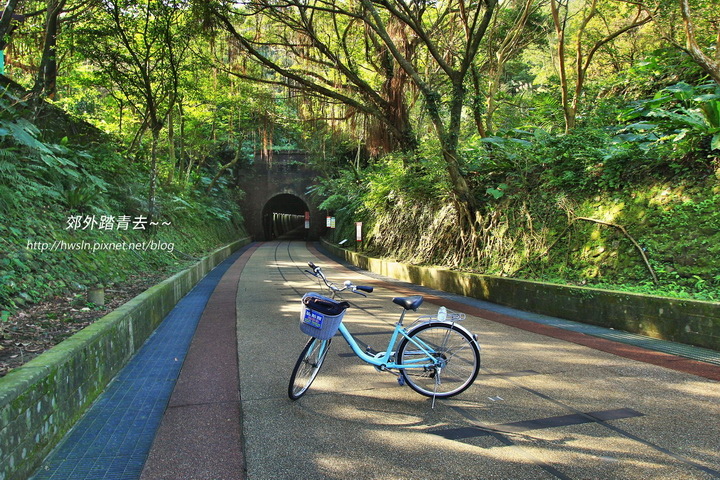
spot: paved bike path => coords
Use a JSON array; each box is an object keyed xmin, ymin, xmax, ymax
[
  {"xmin": 240, "ymin": 242, "xmax": 720, "ymax": 480},
  {"xmin": 29, "ymin": 241, "xmax": 720, "ymax": 479}
]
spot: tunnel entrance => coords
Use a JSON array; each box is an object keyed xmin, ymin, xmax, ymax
[{"xmin": 261, "ymin": 193, "xmax": 309, "ymax": 240}]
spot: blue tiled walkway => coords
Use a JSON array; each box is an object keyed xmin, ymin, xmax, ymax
[{"xmin": 30, "ymin": 245, "xmax": 252, "ymax": 480}]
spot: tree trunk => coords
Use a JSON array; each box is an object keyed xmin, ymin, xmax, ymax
[
  {"xmin": 434, "ymin": 80, "xmax": 478, "ymax": 216},
  {"xmin": 178, "ymin": 101, "xmax": 186, "ymax": 184},
  {"xmin": 679, "ymin": 0, "xmax": 720, "ymax": 85},
  {"xmin": 378, "ymin": 20, "xmax": 418, "ymax": 154},
  {"xmin": 166, "ymin": 109, "xmax": 175, "ymax": 184},
  {"xmin": 33, "ymin": 0, "xmax": 66, "ymax": 99},
  {"xmin": 470, "ymin": 66, "xmax": 488, "ymax": 137},
  {"xmin": 0, "ymin": 0, "xmax": 21, "ymax": 50},
  {"xmin": 206, "ymin": 139, "xmax": 241, "ymax": 193},
  {"xmin": 485, "ymin": 63, "xmax": 505, "ymax": 135},
  {"xmin": 551, "ymin": 0, "xmax": 574, "ymax": 133},
  {"xmin": 148, "ymin": 127, "xmax": 160, "ymax": 223}
]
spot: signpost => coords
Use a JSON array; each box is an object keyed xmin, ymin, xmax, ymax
[
  {"xmin": 326, "ymin": 215, "xmax": 337, "ymax": 241},
  {"xmin": 355, "ymin": 222, "xmax": 362, "ymax": 251}
]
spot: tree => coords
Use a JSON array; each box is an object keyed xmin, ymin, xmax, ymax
[
  {"xmin": 32, "ymin": 0, "xmax": 66, "ymax": 98},
  {"xmin": 360, "ymin": 0, "xmax": 496, "ymax": 215},
  {"xmin": 550, "ymin": 0, "xmax": 651, "ymax": 132},
  {"xmin": 0, "ymin": 0, "xmax": 22, "ymax": 51},
  {"xmin": 641, "ymin": 0, "xmax": 720, "ymax": 85},
  {"xmin": 76, "ymin": 0, "xmax": 191, "ymax": 218},
  {"xmin": 207, "ymin": 1, "xmax": 419, "ymax": 155},
  {"xmin": 471, "ymin": 0, "xmax": 548, "ymax": 136},
  {"xmin": 209, "ymin": 0, "xmax": 497, "ymax": 217}
]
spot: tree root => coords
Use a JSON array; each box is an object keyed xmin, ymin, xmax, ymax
[{"xmin": 513, "ymin": 216, "xmax": 658, "ymax": 284}]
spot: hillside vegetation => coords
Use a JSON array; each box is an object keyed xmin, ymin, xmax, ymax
[
  {"xmin": 1, "ymin": 0, "xmax": 719, "ymax": 321},
  {"xmin": 311, "ymin": 70, "xmax": 720, "ymax": 300},
  {"xmin": 319, "ymin": 122, "xmax": 720, "ymax": 301},
  {"xmin": 0, "ymin": 81, "xmax": 246, "ymax": 320}
]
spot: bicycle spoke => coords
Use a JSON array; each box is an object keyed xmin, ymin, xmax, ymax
[
  {"xmin": 288, "ymin": 338, "xmax": 331, "ymax": 400},
  {"xmin": 398, "ymin": 323, "xmax": 480, "ymax": 398}
]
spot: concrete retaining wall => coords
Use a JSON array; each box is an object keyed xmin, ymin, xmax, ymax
[
  {"xmin": 0, "ymin": 238, "xmax": 250, "ymax": 480},
  {"xmin": 322, "ymin": 241, "xmax": 720, "ymax": 351}
]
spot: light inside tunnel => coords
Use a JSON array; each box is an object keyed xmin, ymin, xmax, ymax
[{"xmin": 262, "ymin": 193, "xmax": 309, "ymax": 240}]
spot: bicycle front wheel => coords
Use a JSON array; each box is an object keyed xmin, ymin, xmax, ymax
[
  {"xmin": 288, "ymin": 337, "xmax": 332, "ymax": 400},
  {"xmin": 397, "ymin": 322, "xmax": 480, "ymax": 398}
]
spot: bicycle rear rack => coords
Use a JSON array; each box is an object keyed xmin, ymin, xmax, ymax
[{"xmin": 410, "ymin": 307, "xmax": 466, "ymax": 329}]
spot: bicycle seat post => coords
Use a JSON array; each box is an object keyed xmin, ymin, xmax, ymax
[{"xmin": 397, "ymin": 309, "xmax": 407, "ymax": 326}]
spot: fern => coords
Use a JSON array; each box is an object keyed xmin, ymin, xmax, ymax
[{"xmin": 0, "ymin": 185, "xmax": 18, "ymax": 213}]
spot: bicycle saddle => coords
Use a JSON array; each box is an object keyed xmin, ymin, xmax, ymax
[{"xmin": 392, "ymin": 295, "xmax": 424, "ymax": 311}]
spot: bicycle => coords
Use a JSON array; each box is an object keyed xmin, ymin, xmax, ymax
[{"xmin": 288, "ymin": 262, "xmax": 481, "ymax": 406}]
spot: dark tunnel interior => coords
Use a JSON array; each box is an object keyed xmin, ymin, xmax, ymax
[{"xmin": 261, "ymin": 193, "xmax": 309, "ymax": 240}]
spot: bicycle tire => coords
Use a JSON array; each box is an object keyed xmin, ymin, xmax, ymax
[
  {"xmin": 397, "ymin": 322, "xmax": 480, "ymax": 398},
  {"xmin": 288, "ymin": 337, "xmax": 332, "ymax": 400}
]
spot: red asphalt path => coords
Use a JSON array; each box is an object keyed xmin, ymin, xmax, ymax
[{"xmin": 139, "ymin": 244, "xmax": 259, "ymax": 480}]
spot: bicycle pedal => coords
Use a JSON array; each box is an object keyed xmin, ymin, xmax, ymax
[
  {"xmin": 365, "ymin": 346, "xmax": 379, "ymax": 356},
  {"xmin": 397, "ymin": 376, "xmax": 405, "ymax": 387}
]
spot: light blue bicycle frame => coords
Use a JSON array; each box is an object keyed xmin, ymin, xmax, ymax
[
  {"xmin": 304, "ymin": 263, "xmax": 446, "ymax": 371},
  {"xmin": 334, "ymin": 320, "xmax": 442, "ymax": 371}
]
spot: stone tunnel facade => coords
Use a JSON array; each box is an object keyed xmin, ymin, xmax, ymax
[{"xmin": 236, "ymin": 151, "xmax": 326, "ymax": 241}]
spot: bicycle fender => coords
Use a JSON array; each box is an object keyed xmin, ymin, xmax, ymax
[{"xmin": 407, "ymin": 321, "xmax": 480, "ymax": 349}]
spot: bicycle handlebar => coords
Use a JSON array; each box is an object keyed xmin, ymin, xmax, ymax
[{"xmin": 306, "ymin": 262, "xmax": 373, "ymax": 296}]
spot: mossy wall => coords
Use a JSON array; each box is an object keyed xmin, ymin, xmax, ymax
[
  {"xmin": 0, "ymin": 238, "xmax": 250, "ymax": 480},
  {"xmin": 322, "ymin": 240, "xmax": 720, "ymax": 351},
  {"xmin": 354, "ymin": 174, "xmax": 720, "ymax": 302}
]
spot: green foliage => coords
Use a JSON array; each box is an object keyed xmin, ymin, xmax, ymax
[
  {"xmin": 2, "ymin": 0, "xmax": 719, "ymax": 308},
  {"xmin": 617, "ymin": 82, "xmax": 720, "ymax": 157},
  {"xmin": 0, "ymin": 92, "xmax": 245, "ymax": 313},
  {"xmin": 315, "ymin": 85, "xmax": 720, "ymax": 301}
]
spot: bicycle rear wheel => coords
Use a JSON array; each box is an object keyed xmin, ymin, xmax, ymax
[
  {"xmin": 288, "ymin": 337, "xmax": 332, "ymax": 400},
  {"xmin": 397, "ymin": 322, "xmax": 480, "ymax": 398}
]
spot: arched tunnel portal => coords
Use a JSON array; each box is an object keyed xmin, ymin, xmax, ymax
[
  {"xmin": 236, "ymin": 151, "xmax": 326, "ymax": 241},
  {"xmin": 262, "ymin": 193, "xmax": 310, "ymax": 240}
]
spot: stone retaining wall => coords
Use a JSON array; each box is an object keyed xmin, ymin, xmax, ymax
[
  {"xmin": 322, "ymin": 241, "xmax": 720, "ymax": 351},
  {"xmin": 0, "ymin": 238, "xmax": 250, "ymax": 480}
]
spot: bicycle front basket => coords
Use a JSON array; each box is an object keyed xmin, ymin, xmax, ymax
[{"xmin": 299, "ymin": 292, "xmax": 349, "ymax": 340}]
